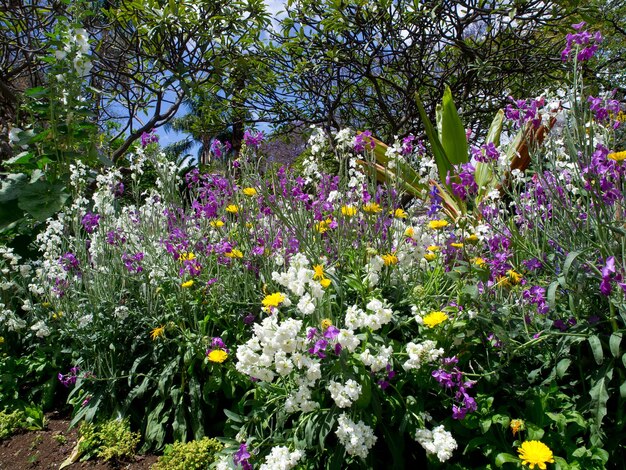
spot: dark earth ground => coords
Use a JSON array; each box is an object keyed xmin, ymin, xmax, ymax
[{"xmin": 0, "ymin": 412, "xmax": 158, "ymax": 469}]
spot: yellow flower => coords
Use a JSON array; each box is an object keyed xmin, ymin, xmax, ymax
[
  {"xmin": 363, "ymin": 202, "xmax": 382, "ymax": 213},
  {"xmin": 320, "ymin": 278, "xmax": 332, "ymax": 288},
  {"xmin": 466, "ymin": 234, "xmax": 479, "ymax": 243},
  {"xmin": 507, "ymin": 269, "xmax": 523, "ymax": 285},
  {"xmin": 315, "ymin": 218, "xmax": 333, "ymax": 234},
  {"xmin": 382, "ymin": 253, "xmax": 398, "ymax": 266},
  {"xmin": 0, "ymin": 336, "xmax": 4, "ymax": 345},
  {"xmin": 225, "ymin": 249, "xmax": 243, "ymax": 259},
  {"xmin": 225, "ymin": 204, "xmax": 239, "ymax": 214},
  {"xmin": 321, "ymin": 318, "xmax": 332, "ymax": 330},
  {"xmin": 207, "ymin": 349, "xmax": 229, "ymax": 363},
  {"xmin": 210, "ymin": 219, "xmax": 225, "ymax": 228},
  {"xmin": 424, "ymin": 253, "xmax": 437, "ymax": 262},
  {"xmin": 313, "ymin": 264, "xmax": 325, "ymax": 280},
  {"xmin": 471, "ymin": 257, "xmax": 487, "ymax": 267},
  {"xmin": 510, "ymin": 419, "xmax": 525, "ymax": 436},
  {"xmin": 391, "ymin": 208, "xmax": 408, "ymax": 219},
  {"xmin": 178, "ymin": 252, "xmax": 195, "ymax": 262},
  {"xmin": 450, "ymin": 242, "xmax": 464, "ymax": 249},
  {"xmin": 608, "ymin": 150, "xmax": 626, "ymax": 161},
  {"xmin": 150, "ymin": 325, "xmax": 165, "ymax": 340},
  {"xmin": 42, "ymin": 302, "xmax": 51, "ymax": 308},
  {"xmin": 422, "ymin": 311, "xmax": 448, "ymax": 328},
  {"xmin": 405, "ymin": 227, "xmax": 415, "ymax": 238},
  {"xmin": 52, "ymin": 311, "xmax": 63, "ymax": 320},
  {"xmin": 428, "ymin": 220, "xmax": 449, "ymax": 230},
  {"xmin": 242, "ymin": 187, "xmax": 258, "ymax": 196},
  {"xmin": 427, "ymin": 245, "xmax": 440, "ymax": 252},
  {"xmin": 517, "ymin": 440, "xmax": 555, "ymax": 470},
  {"xmin": 181, "ymin": 280, "xmax": 194, "ymax": 288},
  {"xmin": 341, "ymin": 205, "xmax": 358, "ymax": 217},
  {"xmin": 262, "ymin": 292, "xmax": 285, "ymax": 311}
]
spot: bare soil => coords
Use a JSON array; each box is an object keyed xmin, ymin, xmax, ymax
[{"xmin": 0, "ymin": 412, "xmax": 158, "ymax": 470}]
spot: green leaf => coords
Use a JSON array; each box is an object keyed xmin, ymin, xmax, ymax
[
  {"xmin": 588, "ymin": 367, "xmax": 612, "ymax": 446},
  {"xmin": 495, "ymin": 452, "xmax": 519, "ymax": 467},
  {"xmin": 588, "ymin": 336, "xmax": 603, "ymax": 365},
  {"xmin": 609, "ymin": 332, "xmax": 622, "ymax": 358},
  {"xmin": 0, "ymin": 173, "xmax": 28, "ymax": 202},
  {"xmin": 486, "ymin": 109, "xmax": 504, "ymax": 147},
  {"xmin": 415, "ymin": 93, "xmax": 452, "ymax": 183},
  {"xmin": 556, "ymin": 358, "xmax": 571, "ymax": 378},
  {"xmin": 440, "ymin": 85, "xmax": 468, "ymax": 166},
  {"xmin": 17, "ymin": 181, "xmax": 69, "ymax": 221}
]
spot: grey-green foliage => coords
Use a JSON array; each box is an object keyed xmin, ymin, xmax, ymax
[
  {"xmin": 0, "ymin": 410, "xmax": 23, "ymax": 440},
  {"xmin": 78, "ymin": 418, "xmax": 141, "ymax": 462},
  {"xmin": 152, "ymin": 437, "xmax": 224, "ymax": 470}
]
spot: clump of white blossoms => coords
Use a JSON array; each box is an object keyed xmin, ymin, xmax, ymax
[
  {"xmin": 271, "ymin": 253, "xmax": 328, "ymax": 315},
  {"xmin": 359, "ymin": 345, "xmax": 393, "ymax": 372},
  {"xmin": 414, "ymin": 425, "xmax": 458, "ymax": 463},
  {"xmin": 345, "ymin": 298, "xmax": 393, "ymax": 331},
  {"xmin": 403, "ymin": 340, "xmax": 445, "ymax": 371},
  {"xmin": 335, "ymin": 413, "xmax": 377, "ymax": 459},
  {"xmin": 327, "ymin": 379, "xmax": 362, "ymax": 408},
  {"xmin": 259, "ymin": 446, "xmax": 303, "ymax": 470}
]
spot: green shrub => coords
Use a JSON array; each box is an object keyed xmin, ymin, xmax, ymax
[
  {"xmin": 152, "ymin": 437, "xmax": 223, "ymax": 470},
  {"xmin": 0, "ymin": 410, "xmax": 23, "ymax": 440},
  {"xmin": 78, "ymin": 418, "xmax": 140, "ymax": 462}
]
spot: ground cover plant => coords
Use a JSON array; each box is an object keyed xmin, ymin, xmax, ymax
[{"xmin": 1, "ymin": 10, "xmax": 626, "ymax": 470}]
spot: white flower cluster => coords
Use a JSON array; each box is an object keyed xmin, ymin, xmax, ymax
[
  {"xmin": 54, "ymin": 27, "xmax": 92, "ymax": 77},
  {"xmin": 327, "ymin": 379, "xmax": 362, "ymax": 408},
  {"xmin": 284, "ymin": 377, "xmax": 319, "ymax": 413},
  {"xmin": 271, "ymin": 253, "xmax": 325, "ymax": 315},
  {"xmin": 259, "ymin": 446, "xmax": 303, "ymax": 470},
  {"xmin": 415, "ymin": 425, "xmax": 458, "ymax": 462},
  {"xmin": 302, "ymin": 126, "xmax": 327, "ymax": 184},
  {"xmin": 236, "ymin": 317, "xmax": 319, "ymax": 383},
  {"xmin": 0, "ymin": 304, "xmax": 26, "ymax": 331},
  {"xmin": 364, "ymin": 254, "xmax": 384, "ymax": 286},
  {"xmin": 403, "ymin": 340, "xmax": 444, "ymax": 371},
  {"xmin": 345, "ymin": 298, "xmax": 393, "ymax": 331},
  {"xmin": 384, "ymin": 139, "xmax": 406, "ymax": 170},
  {"xmin": 335, "ymin": 413, "xmax": 377, "ymax": 459},
  {"xmin": 359, "ymin": 346, "xmax": 393, "ymax": 373},
  {"xmin": 30, "ymin": 319, "xmax": 50, "ymax": 338}
]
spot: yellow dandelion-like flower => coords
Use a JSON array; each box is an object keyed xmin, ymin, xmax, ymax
[
  {"xmin": 405, "ymin": 227, "xmax": 415, "ymax": 238},
  {"xmin": 424, "ymin": 253, "xmax": 437, "ymax": 261},
  {"xmin": 321, "ymin": 318, "xmax": 332, "ymax": 330},
  {"xmin": 320, "ymin": 278, "xmax": 332, "ymax": 288},
  {"xmin": 262, "ymin": 292, "xmax": 285, "ymax": 311},
  {"xmin": 517, "ymin": 440, "xmax": 555, "ymax": 470},
  {"xmin": 507, "ymin": 269, "xmax": 523, "ymax": 285},
  {"xmin": 225, "ymin": 204, "xmax": 239, "ymax": 214},
  {"xmin": 225, "ymin": 249, "xmax": 243, "ymax": 259},
  {"xmin": 313, "ymin": 264, "xmax": 325, "ymax": 280},
  {"xmin": 466, "ymin": 234, "xmax": 479, "ymax": 243},
  {"xmin": 315, "ymin": 218, "xmax": 333, "ymax": 233},
  {"xmin": 207, "ymin": 349, "xmax": 229, "ymax": 363},
  {"xmin": 52, "ymin": 311, "xmax": 63, "ymax": 320},
  {"xmin": 428, "ymin": 219, "xmax": 449, "ymax": 230},
  {"xmin": 242, "ymin": 187, "xmax": 258, "ymax": 196},
  {"xmin": 450, "ymin": 242, "xmax": 464, "ymax": 249},
  {"xmin": 382, "ymin": 253, "xmax": 399, "ymax": 266},
  {"xmin": 42, "ymin": 302, "xmax": 51, "ymax": 308},
  {"xmin": 472, "ymin": 257, "xmax": 487, "ymax": 267},
  {"xmin": 422, "ymin": 311, "xmax": 448, "ymax": 328},
  {"xmin": 363, "ymin": 202, "xmax": 382, "ymax": 213},
  {"xmin": 510, "ymin": 419, "xmax": 525, "ymax": 436},
  {"xmin": 608, "ymin": 150, "xmax": 626, "ymax": 161},
  {"xmin": 181, "ymin": 280, "xmax": 194, "ymax": 288},
  {"xmin": 150, "ymin": 325, "xmax": 165, "ymax": 340},
  {"xmin": 391, "ymin": 208, "xmax": 408, "ymax": 219},
  {"xmin": 178, "ymin": 252, "xmax": 196, "ymax": 262},
  {"xmin": 210, "ymin": 219, "xmax": 225, "ymax": 228},
  {"xmin": 427, "ymin": 245, "xmax": 440, "ymax": 252},
  {"xmin": 341, "ymin": 205, "xmax": 358, "ymax": 217}
]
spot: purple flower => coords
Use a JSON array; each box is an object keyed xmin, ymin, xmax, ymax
[
  {"xmin": 309, "ymin": 338, "xmax": 328, "ymax": 358},
  {"xmin": 81, "ymin": 212, "xmax": 101, "ymax": 234},
  {"xmin": 233, "ymin": 443, "xmax": 251, "ymax": 469},
  {"xmin": 243, "ymin": 129, "xmax": 265, "ymax": 148},
  {"xmin": 353, "ymin": 130, "xmax": 375, "ymax": 153},
  {"xmin": 59, "ymin": 253, "xmax": 80, "ymax": 272},
  {"xmin": 141, "ymin": 130, "xmax": 159, "ymax": 147}
]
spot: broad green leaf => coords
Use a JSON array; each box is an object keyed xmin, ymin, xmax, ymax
[
  {"xmin": 440, "ymin": 85, "xmax": 468, "ymax": 166},
  {"xmin": 495, "ymin": 452, "xmax": 519, "ymax": 467},
  {"xmin": 609, "ymin": 332, "xmax": 622, "ymax": 358},
  {"xmin": 0, "ymin": 173, "xmax": 28, "ymax": 202},
  {"xmin": 589, "ymin": 368, "xmax": 612, "ymax": 446},
  {"xmin": 588, "ymin": 336, "xmax": 603, "ymax": 365},
  {"xmin": 486, "ymin": 109, "xmax": 504, "ymax": 147},
  {"xmin": 17, "ymin": 181, "xmax": 69, "ymax": 221},
  {"xmin": 556, "ymin": 358, "xmax": 571, "ymax": 378},
  {"xmin": 415, "ymin": 92, "xmax": 452, "ymax": 183}
]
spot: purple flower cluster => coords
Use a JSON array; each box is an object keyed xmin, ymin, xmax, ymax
[
  {"xmin": 58, "ymin": 366, "xmax": 80, "ymax": 387},
  {"xmin": 353, "ymin": 130, "xmax": 376, "ymax": 153},
  {"xmin": 233, "ymin": 443, "xmax": 252, "ymax": 470},
  {"xmin": 581, "ymin": 144, "xmax": 624, "ymax": 206},
  {"xmin": 471, "ymin": 142, "xmax": 499, "ymax": 163},
  {"xmin": 122, "ymin": 252, "xmax": 144, "ymax": 274},
  {"xmin": 141, "ymin": 129, "xmax": 159, "ymax": 147},
  {"xmin": 522, "ymin": 285, "xmax": 549, "ymax": 314},
  {"xmin": 504, "ymin": 96, "xmax": 544, "ymax": 129},
  {"xmin": 561, "ymin": 22, "xmax": 602, "ymax": 62},
  {"xmin": 599, "ymin": 256, "xmax": 626, "ymax": 296},
  {"xmin": 81, "ymin": 212, "xmax": 100, "ymax": 234},
  {"xmin": 588, "ymin": 95, "xmax": 622, "ymax": 129},
  {"xmin": 307, "ymin": 326, "xmax": 341, "ymax": 358},
  {"xmin": 377, "ymin": 363, "xmax": 396, "ymax": 390},
  {"xmin": 432, "ymin": 356, "xmax": 477, "ymax": 420},
  {"xmin": 243, "ymin": 129, "xmax": 265, "ymax": 148},
  {"xmin": 449, "ymin": 163, "xmax": 478, "ymax": 200},
  {"xmin": 106, "ymin": 228, "xmax": 127, "ymax": 246},
  {"xmin": 59, "ymin": 252, "xmax": 80, "ymax": 272},
  {"xmin": 428, "ymin": 185, "xmax": 442, "ymax": 217},
  {"xmin": 210, "ymin": 139, "xmax": 232, "ymax": 159}
]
